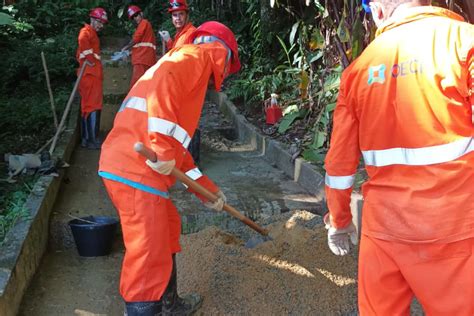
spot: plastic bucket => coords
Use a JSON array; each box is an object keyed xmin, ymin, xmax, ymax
[{"xmin": 68, "ymin": 216, "xmax": 119, "ymax": 257}]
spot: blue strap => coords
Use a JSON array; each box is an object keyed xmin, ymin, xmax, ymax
[{"xmin": 98, "ymin": 171, "xmax": 170, "ymax": 199}]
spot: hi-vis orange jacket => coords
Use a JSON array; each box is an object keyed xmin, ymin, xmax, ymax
[
  {"xmin": 131, "ymin": 19, "xmax": 157, "ymax": 67},
  {"xmin": 76, "ymin": 24, "xmax": 102, "ymax": 78},
  {"xmin": 166, "ymin": 22, "xmax": 196, "ymax": 49},
  {"xmin": 325, "ymin": 6, "xmax": 474, "ymax": 243},
  {"xmin": 99, "ymin": 41, "xmax": 229, "ymax": 198}
]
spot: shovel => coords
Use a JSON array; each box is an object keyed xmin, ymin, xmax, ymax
[{"xmin": 134, "ymin": 142, "xmax": 270, "ymax": 241}]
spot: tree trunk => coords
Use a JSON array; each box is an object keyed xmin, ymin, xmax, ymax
[{"xmin": 462, "ymin": 0, "xmax": 474, "ymax": 22}]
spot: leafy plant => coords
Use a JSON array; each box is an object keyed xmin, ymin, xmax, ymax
[{"xmin": 0, "ymin": 180, "xmax": 35, "ymax": 245}]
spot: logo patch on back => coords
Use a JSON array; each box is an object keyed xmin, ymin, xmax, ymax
[{"xmin": 367, "ymin": 64, "xmax": 386, "ymax": 85}]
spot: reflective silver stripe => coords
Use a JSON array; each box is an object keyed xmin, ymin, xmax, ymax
[
  {"xmin": 362, "ymin": 136, "xmax": 474, "ymax": 167},
  {"xmin": 79, "ymin": 49, "xmax": 101, "ymax": 60},
  {"xmin": 79, "ymin": 49, "xmax": 93, "ymax": 59},
  {"xmin": 325, "ymin": 174, "xmax": 355, "ymax": 190},
  {"xmin": 121, "ymin": 96, "xmax": 191, "ymax": 148},
  {"xmin": 182, "ymin": 168, "xmax": 203, "ymax": 189},
  {"xmin": 185, "ymin": 168, "xmax": 203, "ymax": 180},
  {"xmin": 148, "ymin": 118, "xmax": 192, "ymax": 148},
  {"xmin": 133, "ymin": 42, "xmax": 157, "ymax": 50},
  {"xmin": 122, "ymin": 96, "xmax": 147, "ymax": 112}
]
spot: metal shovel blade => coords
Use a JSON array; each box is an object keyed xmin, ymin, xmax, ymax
[{"xmin": 244, "ymin": 235, "xmax": 273, "ymax": 249}]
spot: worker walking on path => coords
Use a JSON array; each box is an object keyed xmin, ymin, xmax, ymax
[
  {"xmin": 76, "ymin": 7, "xmax": 108, "ymax": 150},
  {"xmin": 158, "ymin": 0, "xmax": 201, "ymax": 164},
  {"xmin": 121, "ymin": 5, "xmax": 157, "ymax": 88},
  {"xmin": 324, "ymin": 0, "xmax": 473, "ymax": 315},
  {"xmin": 99, "ymin": 21, "xmax": 241, "ymax": 316}
]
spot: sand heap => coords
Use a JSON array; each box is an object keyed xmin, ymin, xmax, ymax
[{"xmin": 177, "ymin": 211, "xmax": 358, "ymax": 315}]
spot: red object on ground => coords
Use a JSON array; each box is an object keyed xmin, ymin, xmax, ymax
[{"xmin": 266, "ymin": 106, "xmax": 282, "ymax": 125}]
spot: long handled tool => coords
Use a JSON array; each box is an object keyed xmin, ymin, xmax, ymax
[
  {"xmin": 49, "ymin": 60, "xmax": 92, "ymax": 155},
  {"xmin": 41, "ymin": 51, "xmax": 59, "ymax": 129},
  {"xmin": 134, "ymin": 142, "xmax": 269, "ymax": 237}
]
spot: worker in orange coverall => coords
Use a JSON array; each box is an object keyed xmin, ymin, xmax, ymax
[
  {"xmin": 98, "ymin": 21, "xmax": 240, "ymax": 316},
  {"xmin": 76, "ymin": 7, "xmax": 108, "ymax": 150},
  {"xmin": 324, "ymin": 0, "xmax": 473, "ymax": 314},
  {"xmin": 121, "ymin": 5, "xmax": 157, "ymax": 88},
  {"xmin": 158, "ymin": 0, "xmax": 202, "ymax": 165},
  {"xmin": 158, "ymin": 0, "xmax": 196, "ymax": 52}
]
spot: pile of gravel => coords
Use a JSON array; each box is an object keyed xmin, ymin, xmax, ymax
[{"xmin": 177, "ymin": 210, "xmax": 358, "ymax": 315}]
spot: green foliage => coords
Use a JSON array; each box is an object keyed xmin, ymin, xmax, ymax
[
  {"xmin": 0, "ymin": 179, "xmax": 35, "ymax": 245},
  {"xmin": 278, "ymin": 106, "xmax": 307, "ymax": 134},
  {"xmin": 0, "ymin": 12, "xmax": 14, "ymax": 25},
  {"xmin": 0, "ymin": 87, "xmax": 70, "ymax": 154},
  {"xmin": 0, "ymin": 34, "xmax": 76, "ymax": 95}
]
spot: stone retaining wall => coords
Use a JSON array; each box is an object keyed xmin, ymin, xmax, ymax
[{"xmin": 206, "ymin": 90, "xmax": 363, "ymax": 228}]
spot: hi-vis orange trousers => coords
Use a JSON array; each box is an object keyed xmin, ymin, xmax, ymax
[
  {"xmin": 103, "ymin": 179, "xmax": 181, "ymax": 302},
  {"xmin": 130, "ymin": 64, "xmax": 151, "ymax": 89},
  {"xmin": 358, "ymin": 235, "xmax": 473, "ymax": 315},
  {"xmin": 78, "ymin": 74, "xmax": 103, "ymax": 116}
]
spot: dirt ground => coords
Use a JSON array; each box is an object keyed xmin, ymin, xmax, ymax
[{"xmin": 179, "ymin": 211, "xmax": 358, "ymax": 315}]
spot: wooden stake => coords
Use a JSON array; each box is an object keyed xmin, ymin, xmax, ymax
[{"xmin": 41, "ymin": 51, "xmax": 59, "ymax": 129}]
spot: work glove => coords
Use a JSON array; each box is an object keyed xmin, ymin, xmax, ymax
[
  {"xmin": 324, "ymin": 214, "xmax": 358, "ymax": 256},
  {"xmin": 158, "ymin": 30, "xmax": 171, "ymax": 42},
  {"xmin": 204, "ymin": 190, "xmax": 227, "ymax": 212},
  {"xmin": 146, "ymin": 159, "xmax": 176, "ymax": 175}
]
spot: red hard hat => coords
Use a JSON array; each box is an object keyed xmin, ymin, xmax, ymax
[
  {"xmin": 127, "ymin": 5, "xmax": 142, "ymax": 19},
  {"xmin": 189, "ymin": 21, "xmax": 241, "ymax": 75},
  {"xmin": 90, "ymin": 7, "xmax": 108, "ymax": 24},
  {"xmin": 168, "ymin": 0, "xmax": 188, "ymax": 13}
]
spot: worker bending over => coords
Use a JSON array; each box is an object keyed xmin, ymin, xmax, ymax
[{"xmin": 99, "ymin": 21, "xmax": 241, "ymax": 316}]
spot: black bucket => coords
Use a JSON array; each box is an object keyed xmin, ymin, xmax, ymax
[{"xmin": 68, "ymin": 216, "xmax": 119, "ymax": 257}]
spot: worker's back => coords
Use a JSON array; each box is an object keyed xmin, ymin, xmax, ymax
[
  {"xmin": 99, "ymin": 42, "xmax": 229, "ymax": 192},
  {"xmin": 326, "ymin": 6, "xmax": 474, "ymax": 243}
]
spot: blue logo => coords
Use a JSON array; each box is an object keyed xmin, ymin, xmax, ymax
[{"xmin": 367, "ymin": 64, "xmax": 386, "ymax": 85}]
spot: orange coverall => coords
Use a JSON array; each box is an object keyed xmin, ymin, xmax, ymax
[
  {"xmin": 165, "ymin": 22, "xmax": 196, "ymax": 50},
  {"xmin": 130, "ymin": 19, "xmax": 157, "ymax": 87},
  {"xmin": 76, "ymin": 24, "xmax": 103, "ymax": 116},
  {"xmin": 324, "ymin": 6, "xmax": 473, "ymax": 315},
  {"xmin": 99, "ymin": 41, "xmax": 229, "ymax": 302}
]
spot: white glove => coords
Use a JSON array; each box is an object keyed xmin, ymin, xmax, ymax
[
  {"xmin": 204, "ymin": 191, "xmax": 227, "ymax": 212},
  {"xmin": 158, "ymin": 30, "xmax": 170, "ymax": 42},
  {"xmin": 324, "ymin": 214, "xmax": 358, "ymax": 256},
  {"xmin": 145, "ymin": 159, "xmax": 175, "ymax": 175}
]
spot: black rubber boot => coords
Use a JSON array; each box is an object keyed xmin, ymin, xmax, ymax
[
  {"xmin": 86, "ymin": 111, "xmax": 101, "ymax": 150},
  {"xmin": 188, "ymin": 129, "xmax": 200, "ymax": 164},
  {"xmin": 80, "ymin": 115, "xmax": 89, "ymax": 148},
  {"xmin": 124, "ymin": 300, "xmax": 162, "ymax": 316},
  {"xmin": 94, "ymin": 110, "xmax": 102, "ymax": 140},
  {"xmin": 162, "ymin": 255, "xmax": 202, "ymax": 316}
]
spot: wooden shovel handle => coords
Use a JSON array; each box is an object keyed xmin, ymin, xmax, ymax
[{"xmin": 134, "ymin": 142, "xmax": 269, "ymax": 236}]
